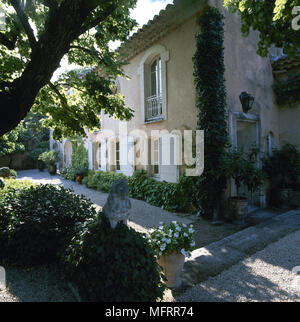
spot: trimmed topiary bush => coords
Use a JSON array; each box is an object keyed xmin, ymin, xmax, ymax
[
  {"xmin": 62, "ymin": 214, "xmax": 166, "ymax": 302},
  {"xmin": 0, "ymin": 184, "xmax": 98, "ymax": 266},
  {"xmin": 0, "ymin": 167, "xmax": 11, "ymax": 178}
]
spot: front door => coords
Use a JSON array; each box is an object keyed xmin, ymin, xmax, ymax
[{"xmin": 230, "ymin": 111, "xmax": 261, "ymax": 208}]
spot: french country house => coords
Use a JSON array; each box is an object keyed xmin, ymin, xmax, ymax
[{"xmin": 50, "ymin": 0, "xmax": 300, "ymax": 210}]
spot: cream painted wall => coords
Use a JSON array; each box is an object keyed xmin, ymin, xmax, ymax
[
  {"xmin": 87, "ymin": 2, "xmax": 282, "ymax": 190},
  {"xmin": 209, "ymin": 0, "xmax": 279, "ymax": 154}
]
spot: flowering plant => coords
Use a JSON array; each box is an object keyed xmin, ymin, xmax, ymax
[{"xmin": 148, "ymin": 221, "xmax": 196, "ymax": 258}]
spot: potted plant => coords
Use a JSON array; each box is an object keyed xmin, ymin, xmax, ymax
[
  {"xmin": 38, "ymin": 151, "xmax": 61, "ymax": 175},
  {"xmin": 223, "ymin": 147, "xmax": 263, "ymax": 223},
  {"xmin": 262, "ymin": 143, "xmax": 300, "ymax": 207},
  {"xmin": 75, "ymin": 168, "xmax": 87, "ymax": 184},
  {"xmin": 148, "ymin": 221, "xmax": 196, "ymax": 288},
  {"xmin": 37, "ymin": 159, "xmax": 46, "ymax": 172}
]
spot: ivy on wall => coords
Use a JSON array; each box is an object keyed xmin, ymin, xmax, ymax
[
  {"xmin": 193, "ymin": 7, "xmax": 229, "ymax": 219},
  {"xmin": 273, "ymin": 72, "xmax": 300, "ymax": 106}
]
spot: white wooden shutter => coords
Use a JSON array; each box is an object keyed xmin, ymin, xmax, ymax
[
  {"xmin": 88, "ymin": 141, "xmax": 93, "ymax": 170},
  {"xmin": 120, "ymin": 136, "xmax": 134, "ymax": 176},
  {"xmin": 100, "ymin": 139, "xmax": 107, "ymax": 171},
  {"xmin": 159, "ymin": 134, "xmax": 179, "ymax": 183}
]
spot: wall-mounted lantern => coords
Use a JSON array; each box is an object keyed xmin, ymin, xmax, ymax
[{"xmin": 239, "ymin": 91, "xmax": 254, "ymax": 113}]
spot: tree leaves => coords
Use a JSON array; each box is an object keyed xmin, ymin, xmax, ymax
[{"xmin": 224, "ymin": 0, "xmax": 300, "ymax": 57}]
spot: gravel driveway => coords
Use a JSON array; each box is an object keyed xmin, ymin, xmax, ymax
[{"xmin": 172, "ymin": 228, "xmax": 300, "ymax": 302}]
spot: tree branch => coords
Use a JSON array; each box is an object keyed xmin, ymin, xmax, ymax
[
  {"xmin": 48, "ymin": 82, "xmax": 69, "ymax": 110},
  {"xmin": 79, "ymin": 3, "xmax": 117, "ymax": 35},
  {"xmin": 69, "ymin": 45, "xmax": 104, "ymax": 60},
  {"xmin": 43, "ymin": 0, "xmax": 58, "ymax": 9},
  {"xmin": 9, "ymin": 0, "xmax": 37, "ymax": 49}
]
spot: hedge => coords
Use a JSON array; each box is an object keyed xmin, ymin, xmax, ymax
[{"xmin": 81, "ymin": 169, "xmax": 197, "ymax": 213}]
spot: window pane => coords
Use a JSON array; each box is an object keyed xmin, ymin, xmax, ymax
[
  {"xmin": 158, "ymin": 58, "xmax": 162, "ymax": 96},
  {"xmin": 116, "ymin": 141, "xmax": 120, "ymax": 170},
  {"xmin": 99, "ymin": 143, "xmax": 101, "ymax": 168},
  {"xmin": 151, "ymin": 60, "xmax": 157, "ymax": 96}
]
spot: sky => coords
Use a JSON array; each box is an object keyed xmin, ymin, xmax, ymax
[{"xmin": 53, "ymin": 0, "xmax": 174, "ymax": 80}]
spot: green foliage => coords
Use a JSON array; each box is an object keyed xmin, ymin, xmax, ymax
[
  {"xmin": 273, "ymin": 72, "xmax": 300, "ymax": 105},
  {"xmin": 0, "ymin": 184, "xmax": 98, "ymax": 266},
  {"xmin": 9, "ymin": 169, "xmax": 17, "ymax": 178},
  {"xmin": 85, "ymin": 169, "xmax": 127, "ymax": 192},
  {"xmin": 0, "ymin": 178, "xmax": 35, "ymax": 197},
  {"xmin": 0, "ymin": 125, "xmax": 25, "ymax": 157},
  {"xmin": 38, "ymin": 150, "xmax": 60, "ymax": 165},
  {"xmin": 83, "ymin": 169, "xmax": 197, "ymax": 213},
  {"xmin": 224, "ymin": 0, "xmax": 300, "ymax": 57},
  {"xmin": 0, "ymin": 111, "xmax": 49, "ymax": 169},
  {"xmin": 193, "ymin": 7, "xmax": 228, "ymax": 218},
  {"xmin": 148, "ymin": 221, "xmax": 196, "ymax": 258},
  {"xmin": 0, "ymin": 0, "xmax": 138, "ymax": 139},
  {"xmin": 62, "ymin": 214, "xmax": 166, "ymax": 302},
  {"xmin": 262, "ymin": 143, "xmax": 300, "ymax": 190},
  {"xmin": 60, "ymin": 139, "xmax": 89, "ymax": 181},
  {"xmin": 129, "ymin": 170, "xmax": 197, "ymax": 213},
  {"xmin": 223, "ymin": 147, "xmax": 264, "ymax": 198}
]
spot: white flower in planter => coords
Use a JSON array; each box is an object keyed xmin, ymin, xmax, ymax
[{"xmin": 148, "ymin": 221, "xmax": 196, "ymax": 258}]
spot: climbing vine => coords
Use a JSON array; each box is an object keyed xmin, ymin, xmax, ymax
[
  {"xmin": 193, "ymin": 7, "xmax": 229, "ymax": 219},
  {"xmin": 273, "ymin": 72, "xmax": 300, "ymax": 106}
]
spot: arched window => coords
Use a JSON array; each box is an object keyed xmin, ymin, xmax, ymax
[{"xmin": 138, "ymin": 45, "xmax": 169, "ymax": 124}]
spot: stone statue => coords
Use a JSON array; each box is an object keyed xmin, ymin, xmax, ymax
[
  {"xmin": 0, "ymin": 178, "xmax": 4, "ymax": 189},
  {"xmin": 103, "ymin": 179, "xmax": 131, "ymax": 229}
]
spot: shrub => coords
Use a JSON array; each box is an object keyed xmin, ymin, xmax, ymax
[
  {"xmin": 262, "ymin": 143, "xmax": 300, "ymax": 206},
  {"xmin": 128, "ymin": 170, "xmax": 198, "ymax": 213},
  {"xmin": 84, "ymin": 170, "xmax": 127, "ymax": 192},
  {"xmin": 38, "ymin": 150, "xmax": 60, "ymax": 165},
  {"xmin": 0, "ymin": 179, "xmax": 35, "ymax": 197},
  {"xmin": 0, "ymin": 184, "xmax": 98, "ymax": 266},
  {"xmin": 60, "ymin": 139, "xmax": 89, "ymax": 181},
  {"xmin": 62, "ymin": 214, "xmax": 166, "ymax": 302},
  {"xmin": 82, "ymin": 169, "xmax": 197, "ymax": 213},
  {"xmin": 9, "ymin": 169, "xmax": 17, "ymax": 178},
  {"xmin": 0, "ymin": 167, "xmax": 11, "ymax": 178}
]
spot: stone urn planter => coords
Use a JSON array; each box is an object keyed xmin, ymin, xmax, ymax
[
  {"xmin": 157, "ymin": 252, "xmax": 185, "ymax": 288},
  {"xmin": 228, "ymin": 196, "xmax": 248, "ymax": 224}
]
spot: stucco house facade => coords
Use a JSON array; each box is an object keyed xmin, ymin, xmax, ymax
[{"xmin": 51, "ymin": 0, "xmax": 300, "ymax": 209}]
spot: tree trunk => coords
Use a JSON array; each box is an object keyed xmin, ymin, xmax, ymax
[{"xmin": 0, "ymin": 0, "xmax": 101, "ymax": 137}]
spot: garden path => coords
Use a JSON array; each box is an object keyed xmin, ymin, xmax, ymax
[{"xmin": 17, "ymin": 169, "xmax": 194, "ymax": 234}]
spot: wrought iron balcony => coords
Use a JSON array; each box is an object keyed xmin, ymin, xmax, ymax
[{"xmin": 145, "ymin": 95, "xmax": 163, "ymax": 122}]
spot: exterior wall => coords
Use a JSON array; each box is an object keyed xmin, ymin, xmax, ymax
[
  {"xmin": 89, "ymin": 3, "xmax": 279, "ymax": 189},
  {"xmin": 273, "ymin": 65, "xmax": 300, "ymax": 150},
  {"xmin": 87, "ymin": 15, "xmax": 200, "ymax": 182}
]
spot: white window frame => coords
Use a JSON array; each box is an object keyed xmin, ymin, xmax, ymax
[
  {"xmin": 116, "ymin": 139, "xmax": 120, "ymax": 171},
  {"xmin": 138, "ymin": 44, "xmax": 169, "ymax": 124},
  {"xmin": 153, "ymin": 137, "xmax": 160, "ymax": 177}
]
